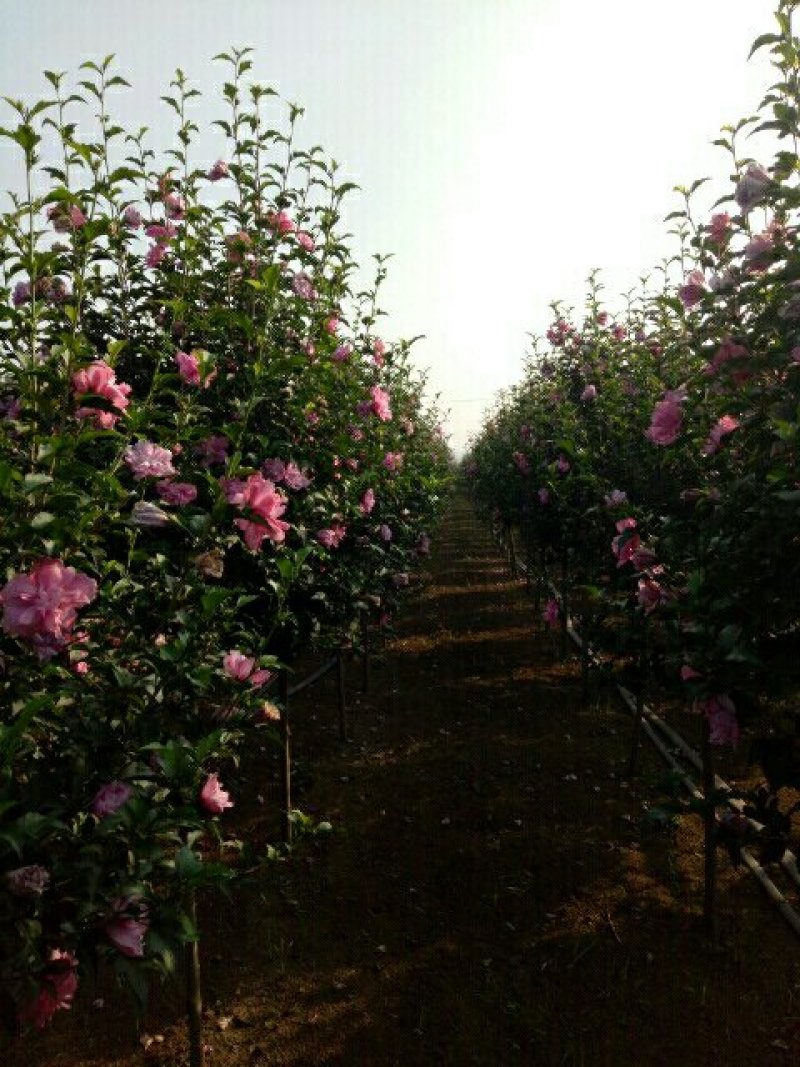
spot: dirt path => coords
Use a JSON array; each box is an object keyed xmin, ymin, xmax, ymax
[{"xmin": 14, "ymin": 494, "xmax": 799, "ymax": 1066}]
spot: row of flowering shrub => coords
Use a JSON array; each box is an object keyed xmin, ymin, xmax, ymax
[
  {"xmin": 466, "ymin": 5, "xmax": 800, "ymax": 828},
  {"xmin": 0, "ymin": 50, "xmax": 450, "ymax": 1032}
]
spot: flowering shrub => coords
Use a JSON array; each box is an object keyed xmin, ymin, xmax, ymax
[
  {"xmin": 466, "ymin": 1, "xmax": 800, "ymax": 880},
  {"xmin": 0, "ymin": 49, "xmax": 449, "ymax": 1032}
]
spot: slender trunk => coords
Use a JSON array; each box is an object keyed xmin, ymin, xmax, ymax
[
  {"xmin": 185, "ymin": 892, "xmax": 205, "ymax": 1067},
  {"xmin": 701, "ymin": 715, "xmax": 718, "ymax": 941},
  {"xmin": 337, "ymin": 650, "xmax": 347, "ymax": 742},
  {"xmin": 361, "ymin": 611, "xmax": 371, "ymax": 695},
  {"xmin": 280, "ymin": 672, "xmax": 292, "ymax": 844}
]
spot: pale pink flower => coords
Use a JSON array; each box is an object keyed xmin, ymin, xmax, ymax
[
  {"xmin": 200, "ymin": 772, "xmax": 233, "ymax": 813},
  {"xmin": 296, "ymin": 230, "xmax": 314, "ymax": 251},
  {"xmin": 383, "ymin": 451, "xmax": 404, "ymax": 473},
  {"xmin": 249, "ymin": 669, "xmax": 273, "ymax": 687},
  {"xmin": 735, "ymin": 163, "xmax": 770, "ymax": 213},
  {"xmin": 207, "ymin": 159, "xmax": 229, "ymax": 182},
  {"xmin": 360, "ymin": 488, "xmax": 376, "ymax": 515},
  {"xmin": 1, "ymin": 559, "xmax": 97, "ymax": 647},
  {"xmin": 7, "ymin": 864, "xmax": 50, "ymax": 896},
  {"xmin": 267, "ymin": 210, "xmax": 295, "ymax": 235},
  {"xmin": 701, "ymin": 414, "xmax": 739, "ymax": 456},
  {"xmin": 223, "ymin": 649, "xmax": 255, "ymax": 681},
  {"xmin": 702, "ymin": 337, "xmax": 749, "ymax": 378},
  {"xmin": 742, "ymin": 231, "xmax": 774, "ymax": 271},
  {"xmin": 316, "ymin": 523, "xmax": 347, "ymax": 549},
  {"xmin": 604, "ymin": 489, "xmax": 628, "ymax": 508},
  {"xmin": 370, "ymin": 385, "xmax": 392, "ymax": 421},
  {"xmin": 234, "ymin": 474, "xmax": 290, "ymax": 550},
  {"xmin": 156, "ymin": 480, "xmax": 197, "ymax": 506},
  {"xmin": 581, "ymin": 384, "xmax": 597, "ymax": 401},
  {"xmin": 379, "ymin": 523, "xmax": 393, "ymax": 542},
  {"xmin": 678, "ymin": 270, "xmax": 707, "ymax": 308},
  {"xmin": 325, "ymin": 316, "xmax": 339, "ymax": 335},
  {"xmin": 106, "ymin": 914, "xmax": 149, "ymax": 958},
  {"xmin": 91, "ymin": 781, "xmax": 134, "ymax": 818},
  {"xmin": 646, "ymin": 388, "xmax": 686, "ymax": 446},
  {"xmin": 537, "ymin": 488, "xmax": 550, "ymax": 505},
  {"xmin": 124, "ymin": 440, "xmax": 176, "ymax": 480},
  {"xmin": 283, "ymin": 462, "xmax": 312, "ymax": 490},
  {"xmin": 637, "ymin": 576, "xmax": 664, "ymax": 613}
]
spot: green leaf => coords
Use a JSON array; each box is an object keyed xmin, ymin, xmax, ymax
[{"xmin": 22, "ymin": 473, "xmax": 53, "ymax": 493}]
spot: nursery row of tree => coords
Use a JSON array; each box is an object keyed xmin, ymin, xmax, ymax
[{"xmin": 0, "ymin": 49, "xmax": 450, "ymax": 1040}]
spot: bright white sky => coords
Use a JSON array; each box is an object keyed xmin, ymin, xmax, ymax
[{"xmin": 1, "ymin": 0, "xmax": 779, "ymax": 454}]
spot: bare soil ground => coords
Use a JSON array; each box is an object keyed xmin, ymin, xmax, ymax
[{"xmin": 10, "ymin": 493, "xmax": 800, "ymax": 1066}]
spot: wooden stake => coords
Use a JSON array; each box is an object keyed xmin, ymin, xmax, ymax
[
  {"xmin": 337, "ymin": 650, "xmax": 347, "ymax": 742},
  {"xmin": 701, "ymin": 714, "xmax": 718, "ymax": 942},
  {"xmin": 280, "ymin": 671, "xmax": 292, "ymax": 844},
  {"xmin": 361, "ymin": 611, "xmax": 370, "ymax": 695}
]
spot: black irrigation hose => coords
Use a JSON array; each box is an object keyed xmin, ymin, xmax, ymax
[
  {"xmin": 288, "ymin": 655, "xmax": 338, "ymax": 698},
  {"xmin": 493, "ymin": 525, "xmax": 800, "ymax": 938}
]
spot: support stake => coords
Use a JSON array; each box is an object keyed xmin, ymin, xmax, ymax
[
  {"xmin": 185, "ymin": 891, "xmax": 205, "ymax": 1067},
  {"xmin": 280, "ymin": 671, "xmax": 292, "ymax": 844}
]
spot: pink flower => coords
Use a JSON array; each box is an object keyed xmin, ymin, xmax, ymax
[
  {"xmin": 262, "ymin": 458, "xmax": 287, "ymax": 483},
  {"xmin": 234, "ymin": 474, "xmax": 290, "ymax": 550},
  {"xmin": 370, "ymin": 385, "xmax": 392, "ymax": 421},
  {"xmin": 145, "ymin": 242, "xmax": 167, "ymax": 268},
  {"xmin": 581, "ymin": 384, "xmax": 597, "ymax": 401},
  {"xmin": 124, "ymin": 440, "xmax": 176, "ymax": 480},
  {"xmin": 122, "ymin": 205, "xmax": 143, "ymax": 228},
  {"xmin": 144, "ymin": 222, "xmax": 177, "ymax": 242},
  {"xmin": 91, "ymin": 781, "xmax": 134, "ymax": 818},
  {"xmin": 174, "ymin": 350, "xmax": 201, "ymax": 385},
  {"xmin": 1, "ymin": 559, "xmax": 97, "ymax": 647},
  {"xmin": 24, "ymin": 950, "xmax": 78, "ymax": 1029},
  {"xmin": 200, "ymin": 772, "xmax": 233, "ymax": 814},
  {"xmin": 383, "ymin": 451, "xmax": 404, "ymax": 473},
  {"xmin": 512, "ymin": 451, "xmax": 530, "ymax": 474},
  {"xmin": 742, "ymin": 231, "xmax": 774, "ymax": 271},
  {"xmin": 296, "ymin": 230, "xmax": 314, "ymax": 251},
  {"xmin": 735, "ymin": 163, "xmax": 770, "ymax": 213},
  {"xmin": 164, "ymin": 191, "xmax": 185, "ymax": 220},
  {"xmin": 197, "ymin": 435, "xmax": 229, "ymax": 467},
  {"xmin": 360, "ymin": 488, "xmax": 376, "ymax": 515},
  {"xmin": 7, "ymin": 864, "xmax": 50, "ymax": 896},
  {"xmin": 316, "ymin": 523, "xmax": 347, "ymax": 548},
  {"xmin": 537, "ymin": 487, "xmax": 550, "ymax": 505},
  {"xmin": 325, "ymin": 316, "xmax": 339, "ymax": 335},
  {"xmin": 332, "ymin": 344, "xmax": 352, "ymax": 363},
  {"xmin": 680, "ymin": 664, "xmax": 703, "ymax": 682},
  {"xmin": 224, "ymin": 649, "xmax": 256, "ymax": 681},
  {"xmin": 708, "ymin": 212, "xmax": 731, "ymax": 246},
  {"xmin": 596, "ymin": 311, "xmax": 609, "ymax": 326},
  {"xmin": 267, "ymin": 210, "xmax": 296, "ymax": 235},
  {"xmin": 283, "ymin": 461, "xmax": 311, "ymax": 490},
  {"xmin": 12, "ymin": 280, "xmax": 31, "ymax": 306},
  {"xmin": 611, "ymin": 325, "xmax": 626, "ymax": 341},
  {"xmin": 379, "ymin": 523, "xmax": 393, "ymax": 542},
  {"xmin": 703, "ymin": 694, "xmax": 740, "ymax": 746},
  {"xmin": 556, "ymin": 455, "xmax": 570, "ymax": 474},
  {"xmin": 646, "ymin": 388, "xmax": 686, "ymax": 446},
  {"xmin": 542, "ymin": 598, "xmax": 559, "ymax": 627},
  {"xmin": 225, "ymin": 229, "xmax": 252, "ymax": 263},
  {"xmin": 702, "ymin": 337, "xmax": 749, "ymax": 378},
  {"xmin": 630, "ymin": 545, "xmax": 658, "ymax": 570},
  {"xmin": 72, "ymin": 360, "xmax": 132, "ymax": 414},
  {"xmin": 611, "ymin": 518, "xmax": 641, "ymax": 567},
  {"xmin": 249, "ymin": 668, "xmax": 273, "ymax": 687},
  {"xmin": 156, "ymin": 480, "xmax": 197, "ymax": 506},
  {"xmin": 637, "ymin": 577, "xmax": 664, "ymax": 613},
  {"xmin": 678, "ymin": 270, "xmax": 707, "ymax": 308},
  {"xmin": 701, "ymin": 414, "xmax": 739, "ymax": 456},
  {"xmin": 207, "ymin": 159, "xmax": 229, "ymax": 182},
  {"xmin": 292, "ymin": 272, "xmax": 316, "ymax": 300},
  {"xmin": 106, "ymin": 914, "xmax": 149, "ymax": 958}
]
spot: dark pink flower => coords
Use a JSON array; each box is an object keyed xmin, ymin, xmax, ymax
[
  {"xmin": 174, "ymin": 350, "xmax": 201, "ymax": 385},
  {"xmin": 383, "ymin": 451, "xmax": 404, "ymax": 473},
  {"xmin": 267, "ymin": 210, "xmax": 295, "ymax": 235},
  {"xmin": 24, "ymin": 950, "xmax": 78, "ymax": 1029},
  {"xmin": 537, "ymin": 487, "xmax": 550, "ymax": 505},
  {"xmin": 156, "ymin": 480, "xmax": 197, "ymax": 506},
  {"xmin": 106, "ymin": 915, "xmax": 149, "ymax": 958},
  {"xmin": 360, "ymin": 488, "xmax": 376, "ymax": 515},
  {"xmin": 542, "ymin": 598, "xmax": 559, "ymax": 627},
  {"xmin": 200, "ymin": 772, "xmax": 233, "ymax": 814},
  {"xmin": 164, "ymin": 192, "xmax": 185, "ymax": 220},
  {"xmin": 207, "ymin": 159, "xmax": 229, "ymax": 182},
  {"xmin": 708, "ymin": 212, "xmax": 731, "ymax": 246},
  {"xmin": 91, "ymin": 781, "xmax": 134, "ymax": 818},
  {"xmin": 637, "ymin": 577, "xmax": 664, "ymax": 613},
  {"xmin": 512, "ymin": 451, "xmax": 530, "ymax": 474},
  {"xmin": 332, "ymin": 344, "xmax": 352, "ymax": 363},
  {"xmin": 678, "ymin": 270, "xmax": 706, "ymax": 308},
  {"xmin": 556, "ymin": 455, "xmax": 570, "ymax": 474},
  {"xmin": 122, "ymin": 205, "xmax": 142, "ymax": 228},
  {"xmin": 197, "ymin": 435, "xmax": 229, "ymax": 467},
  {"xmin": 262, "ymin": 458, "xmax": 287, "ymax": 483},
  {"xmin": 703, "ymin": 694, "xmax": 740, "ymax": 746},
  {"xmin": 680, "ymin": 664, "xmax": 703, "ymax": 682}
]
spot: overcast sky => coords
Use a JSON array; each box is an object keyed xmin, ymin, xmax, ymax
[{"xmin": 1, "ymin": 0, "xmax": 779, "ymax": 454}]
